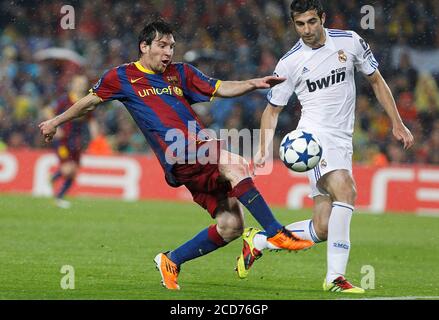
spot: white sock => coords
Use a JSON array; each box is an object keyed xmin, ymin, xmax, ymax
[
  {"xmin": 253, "ymin": 219, "xmax": 322, "ymax": 251},
  {"xmin": 326, "ymin": 201, "xmax": 353, "ymax": 284},
  {"xmin": 253, "ymin": 233, "xmax": 269, "ymax": 251},
  {"xmin": 286, "ymin": 219, "xmax": 322, "ymax": 243}
]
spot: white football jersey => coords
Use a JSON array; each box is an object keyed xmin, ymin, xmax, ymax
[{"xmin": 268, "ymin": 28, "xmax": 379, "ymax": 140}]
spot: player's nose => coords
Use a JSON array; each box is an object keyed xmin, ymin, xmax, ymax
[{"xmin": 303, "ymin": 24, "xmax": 311, "ymax": 35}]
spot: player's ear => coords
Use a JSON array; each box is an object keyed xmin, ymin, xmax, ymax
[
  {"xmin": 320, "ymin": 12, "xmax": 326, "ymax": 26},
  {"xmin": 139, "ymin": 41, "xmax": 149, "ymax": 54}
]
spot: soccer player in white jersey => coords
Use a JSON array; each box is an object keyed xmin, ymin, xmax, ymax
[{"xmin": 236, "ymin": 0, "xmax": 414, "ymax": 293}]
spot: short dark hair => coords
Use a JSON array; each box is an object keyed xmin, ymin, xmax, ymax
[
  {"xmin": 138, "ymin": 18, "xmax": 174, "ymax": 56},
  {"xmin": 290, "ymin": 0, "xmax": 324, "ymax": 20}
]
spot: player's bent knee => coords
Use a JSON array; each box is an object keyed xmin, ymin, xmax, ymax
[
  {"xmin": 332, "ymin": 184, "xmax": 357, "ymax": 205},
  {"xmin": 217, "ymin": 225, "xmax": 243, "ymax": 241},
  {"xmin": 216, "ymin": 215, "xmax": 244, "ymax": 241}
]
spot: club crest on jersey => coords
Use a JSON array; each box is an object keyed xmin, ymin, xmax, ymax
[
  {"xmin": 302, "ymin": 67, "xmax": 310, "ymax": 74},
  {"xmin": 306, "ymin": 67, "xmax": 346, "ymax": 93},
  {"xmin": 167, "ymin": 75, "xmax": 179, "ymax": 85},
  {"xmin": 173, "ymin": 86, "xmax": 183, "ymax": 96},
  {"xmin": 338, "ymin": 50, "xmax": 347, "ymax": 63}
]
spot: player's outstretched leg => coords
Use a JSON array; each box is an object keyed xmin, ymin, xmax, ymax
[
  {"xmin": 236, "ymin": 220, "xmax": 322, "ymax": 278},
  {"xmin": 219, "ymin": 151, "xmax": 314, "ymax": 251},
  {"xmin": 237, "ymin": 195, "xmax": 332, "ymax": 278},
  {"xmin": 230, "ymin": 178, "xmax": 314, "ymax": 251}
]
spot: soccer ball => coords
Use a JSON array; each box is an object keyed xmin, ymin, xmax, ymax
[{"xmin": 279, "ymin": 129, "xmax": 322, "ymax": 172}]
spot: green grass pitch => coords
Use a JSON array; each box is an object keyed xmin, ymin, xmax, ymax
[{"xmin": 1, "ymin": 194, "xmax": 438, "ymax": 300}]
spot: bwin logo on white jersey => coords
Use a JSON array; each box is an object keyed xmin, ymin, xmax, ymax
[{"xmin": 306, "ymin": 67, "xmax": 346, "ymax": 93}]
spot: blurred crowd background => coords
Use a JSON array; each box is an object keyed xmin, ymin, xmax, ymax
[{"xmin": 1, "ymin": 0, "xmax": 439, "ymax": 165}]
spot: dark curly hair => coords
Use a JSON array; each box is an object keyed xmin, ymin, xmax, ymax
[
  {"xmin": 290, "ymin": 0, "xmax": 324, "ymax": 20},
  {"xmin": 138, "ymin": 18, "xmax": 174, "ymax": 56}
]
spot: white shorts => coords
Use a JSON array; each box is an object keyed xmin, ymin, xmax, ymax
[{"xmin": 303, "ymin": 130, "xmax": 353, "ymax": 198}]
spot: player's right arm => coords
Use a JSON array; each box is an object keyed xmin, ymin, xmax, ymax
[
  {"xmin": 255, "ymin": 103, "xmax": 284, "ymax": 169},
  {"xmin": 39, "ymin": 93, "xmax": 101, "ymax": 143},
  {"xmin": 255, "ymin": 59, "xmax": 293, "ymax": 170},
  {"xmin": 40, "ymin": 67, "xmax": 123, "ymax": 143}
]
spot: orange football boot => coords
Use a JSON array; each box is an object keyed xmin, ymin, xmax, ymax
[
  {"xmin": 154, "ymin": 252, "xmax": 180, "ymax": 290},
  {"xmin": 267, "ymin": 227, "xmax": 314, "ymax": 251}
]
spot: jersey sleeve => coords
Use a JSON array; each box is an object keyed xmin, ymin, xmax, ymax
[
  {"xmin": 352, "ymin": 31, "xmax": 379, "ymax": 76},
  {"xmin": 183, "ymin": 63, "xmax": 220, "ymax": 104},
  {"xmin": 89, "ymin": 67, "xmax": 124, "ymax": 102},
  {"xmin": 267, "ymin": 61, "xmax": 294, "ymax": 107}
]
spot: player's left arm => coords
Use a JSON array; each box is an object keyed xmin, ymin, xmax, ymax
[
  {"xmin": 214, "ymin": 76, "xmax": 286, "ymax": 98},
  {"xmin": 366, "ymin": 69, "xmax": 414, "ymax": 149}
]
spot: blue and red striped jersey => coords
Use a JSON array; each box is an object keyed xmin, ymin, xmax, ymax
[{"xmin": 90, "ymin": 61, "xmax": 220, "ymax": 185}]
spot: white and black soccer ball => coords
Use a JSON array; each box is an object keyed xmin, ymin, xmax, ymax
[{"xmin": 279, "ymin": 129, "xmax": 323, "ymax": 172}]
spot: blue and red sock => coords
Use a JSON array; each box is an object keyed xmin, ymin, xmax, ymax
[
  {"xmin": 168, "ymin": 224, "xmax": 227, "ymax": 266},
  {"xmin": 51, "ymin": 170, "xmax": 62, "ymax": 183},
  {"xmin": 229, "ymin": 177, "xmax": 282, "ymax": 237},
  {"xmin": 56, "ymin": 178, "xmax": 73, "ymax": 199}
]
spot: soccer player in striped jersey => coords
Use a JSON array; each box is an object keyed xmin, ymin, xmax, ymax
[
  {"xmin": 39, "ymin": 19, "xmax": 314, "ymax": 290},
  {"xmin": 48, "ymin": 75, "xmax": 98, "ymax": 209},
  {"xmin": 236, "ymin": 0, "xmax": 414, "ymax": 293}
]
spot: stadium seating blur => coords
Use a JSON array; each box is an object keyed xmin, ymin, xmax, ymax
[{"xmin": 1, "ymin": 0, "xmax": 438, "ymax": 164}]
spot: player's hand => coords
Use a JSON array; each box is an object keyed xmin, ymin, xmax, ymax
[
  {"xmin": 38, "ymin": 119, "xmax": 57, "ymax": 143},
  {"xmin": 392, "ymin": 122, "xmax": 414, "ymax": 150},
  {"xmin": 252, "ymin": 76, "xmax": 286, "ymax": 89}
]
